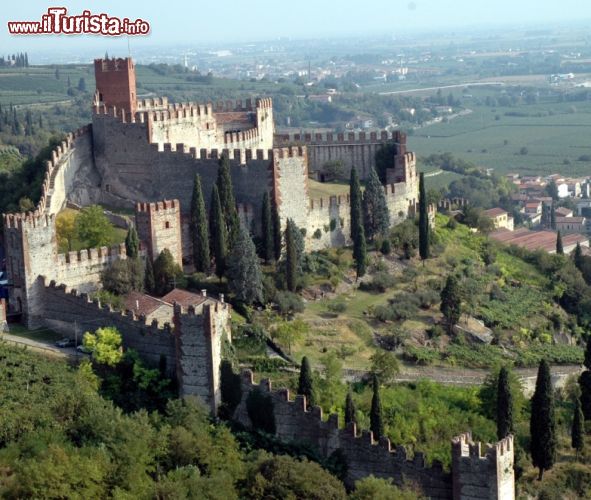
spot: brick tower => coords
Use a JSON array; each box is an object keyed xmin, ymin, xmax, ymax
[{"xmin": 93, "ymin": 57, "xmax": 137, "ymax": 115}]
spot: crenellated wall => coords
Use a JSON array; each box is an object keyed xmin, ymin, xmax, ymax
[
  {"xmin": 275, "ymin": 130, "xmax": 407, "ymax": 180},
  {"xmin": 40, "ymin": 278, "xmax": 231, "ymax": 412},
  {"xmin": 451, "ymin": 432, "xmax": 514, "ymax": 500},
  {"xmin": 136, "ymin": 199, "xmax": 183, "ymax": 265},
  {"xmin": 233, "ymin": 370, "xmax": 514, "ymax": 500}
]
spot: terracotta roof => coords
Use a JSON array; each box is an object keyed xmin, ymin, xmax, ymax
[
  {"xmin": 556, "ymin": 216, "xmax": 585, "ymax": 223},
  {"xmin": 483, "ymin": 208, "xmax": 507, "ymax": 217},
  {"xmin": 161, "ymin": 288, "xmax": 208, "ymax": 308},
  {"xmin": 124, "ymin": 291, "xmax": 172, "ymax": 316},
  {"xmin": 525, "ymin": 202, "xmax": 541, "ymax": 208},
  {"xmin": 555, "ymin": 207, "xmax": 573, "ymax": 217},
  {"xmin": 491, "ymin": 228, "xmax": 588, "ymax": 253}
]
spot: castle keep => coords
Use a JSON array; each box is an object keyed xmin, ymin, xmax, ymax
[{"xmin": 1, "ymin": 56, "xmax": 513, "ymax": 498}]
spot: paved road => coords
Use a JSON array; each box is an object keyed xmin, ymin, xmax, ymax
[{"xmin": 1, "ymin": 333, "xmax": 78, "ymax": 358}]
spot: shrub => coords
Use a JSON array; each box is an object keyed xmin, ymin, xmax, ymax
[
  {"xmin": 245, "ymin": 356, "xmax": 290, "ymax": 373},
  {"xmin": 416, "ymin": 289, "xmax": 439, "ymax": 309},
  {"xmin": 327, "ymin": 300, "xmax": 347, "ymax": 314},
  {"xmin": 360, "ymin": 272, "xmax": 396, "ymax": 293},
  {"xmin": 313, "ymin": 228, "xmax": 322, "ymax": 239},
  {"xmin": 275, "ymin": 291, "xmax": 304, "ymax": 316},
  {"xmin": 403, "ymin": 346, "xmax": 440, "ymax": 365},
  {"xmin": 380, "ymin": 239, "xmax": 392, "ymax": 255}
]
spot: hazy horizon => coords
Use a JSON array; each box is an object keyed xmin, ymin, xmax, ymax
[{"xmin": 1, "ymin": 0, "xmax": 591, "ymax": 60}]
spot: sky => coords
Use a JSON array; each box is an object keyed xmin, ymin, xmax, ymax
[{"xmin": 1, "ymin": 0, "xmax": 590, "ymax": 56}]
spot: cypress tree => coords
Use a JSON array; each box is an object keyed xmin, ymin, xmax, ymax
[
  {"xmin": 349, "ymin": 167, "xmax": 362, "ymax": 243},
  {"xmin": 572, "ymin": 397, "xmax": 584, "ymax": 458},
  {"xmin": 418, "ymin": 172, "xmax": 430, "ymax": 261},
  {"xmin": 345, "ymin": 389, "xmax": 357, "ymax": 425},
  {"xmin": 125, "ymin": 226, "xmax": 140, "ymax": 259},
  {"xmin": 261, "ymin": 192, "xmax": 274, "ymax": 262},
  {"xmin": 216, "ymin": 153, "xmax": 239, "ymax": 240},
  {"xmin": 353, "ymin": 224, "xmax": 367, "ymax": 279},
  {"xmin": 298, "ymin": 356, "xmax": 315, "ymax": 408},
  {"xmin": 144, "ymin": 256, "xmax": 155, "ymax": 294},
  {"xmin": 209, "ymin": 184, "xmax": 227, "ymax": 279},
  {"xmin": 530, "ymin": 359, "xmax": 556, "ymax": 480},
  {"xmin": 370, "ymin": 373, "xmax": 384, "ymax": 440},
  {"xmin": 579, "ymin": 338, "xmax": 591, "ymax": 420},
  {"xmin": 556, "ymin": 230, "xmax": 564, "ymax": 255},
  {"xmin": 550, "ymin": 204, "xmax": 556, "ymax": 230},
  {"xmin": 227, "ymin": 223, "xmax": 264, "ymax": 305},
  {"xmin": 362, "ymin": 167, "xmax": 390, "ymax": 240},
  {"xmin": 190, "ymin": 174, "xmax": 210, "ymax": 273},
  {"xmin": 497, "ymin": 366, "xmax": 514, "ymax": 440},
  {"xmin": 271, "ymin": 199, "xmax": 282, "ymax": 261},
  {"xmin": 574, "ymin": 242, "xmax": 584, "ymax": 270},
  {"xmin": 440, "ymin": 274, "xmax": 462, "ymax": 334},
  {"xmin": 285, "ymin": 218, "xmax": 299, "ymax": 292}
]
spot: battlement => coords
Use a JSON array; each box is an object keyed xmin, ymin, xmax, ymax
[
  {"xmin": 452, "ymin": 432, "xmax": 513, "ymax": 461},
  {"xmin": 275, "ymin": 130, "xmax": 406, "ymax": 146},
  {"xmin": 2, "ymin": 212, "xmax": 54, "ymax": 230},
  {"xmin": 136, "ymin": 199, "xmax": 180, "ymax": 213},
  {"xmin": 2, "ymin": 125, "xmax": 91, "ymax": 223},
  {"xmin": 94, "ymin": 57, "xmax": 134, "ymax": 73},
  {"xmin": 55, "ymin": 242, "xmax": 127, "ymax": 268}
]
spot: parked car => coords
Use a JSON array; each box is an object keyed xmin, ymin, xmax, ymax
[
  {"xmin": 55, "ymin": 338, "xmax": 75, "ymax": 348},
  {"xmin": 76, "ymin": 344, "xmax": 92, "ymax": 354}
]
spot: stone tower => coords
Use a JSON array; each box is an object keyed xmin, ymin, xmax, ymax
[
  {"xmin": 93, "ymin": 57, "xmax": 137, "ymax": 115},
  {"xmin": 2, "ymin": 213, "xmax": 57, "ymax": 329},
  {"xmin": 451, "ymin": 432, "xmax": 515, "ymax": 500},
  {"xmin": 135, "ymin": 199, "xmax": 183, "ymax": 266}
]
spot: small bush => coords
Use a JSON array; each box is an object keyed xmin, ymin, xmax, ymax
[
  {"xmin": 360, "ymin": 272, "xmax": 396, "ymax": 293},
  {"xmin": 275, "ymin": 291, "xmax": 304, "ymax": 316},
  {"xmin": 380, "ymin": 239, "xmax": 392, "ymax": 255},
  {"xmin": 327, "ymin": 300, "xmax": 347, "ymax": 314},
  {"xmin": 313, "ymin": 229, "xmax": 322, "ymax": 239}
]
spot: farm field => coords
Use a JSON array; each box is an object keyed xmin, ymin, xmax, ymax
[{"xmin": 409, "ymin": 98, "xmax": 591, "ymax": 176}]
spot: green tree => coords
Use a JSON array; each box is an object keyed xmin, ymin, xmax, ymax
[
  {"xmin": 273, "ymin": 319, "xmax": 308, "ymax": 355},
  {"xmin": 241, "ymin": 452, "xmax": 347, "ymax": 500},
  {"xmin": 572, "ymin": 396, "xmax": 584, "ymax": 458},
  {"xmin": 101, "ymin": 258, "xmax": 144, "ymax": 295},
  {"xmin": 370, "ymin": 373, "xmax": 384, "ymax": 440},
  {"xmin": 556, "ymin": 230, "xmax": 564, "ymax": 255},
  {"xmin": 550, "ymin": 204, "xmax": 557, "ymax": 230},
  {"xmin": 56, "ymin": 209, "xmax": 77, "ymax": 252},
  {"xmin": 345, "ymin": 389, "xmax": 357, "ymax": 425},
  {"xmin": 190, "ymin": 174, "xmax": 210, "ymax": 273},
  {"xmin": 261, "ymin": 191, "xmax": 274, "ymax": 262},
  {"xmin": 497, "ymin": 366, "xmax": 513, "ymax": 439},
  {"xmin": 353, "ymin": 225, "xmax": 367, "ymax": 279},
  {"xmin": 440, "ymin": 274, "xmax": 462, "ymax": 334},
  {"xmin": 209, "ymin": 184, "xmax": 228, "ymax": 279},
  {"xmin": 216, "ymin": 153, "xmax": 239, "ymax": 241},
  {"xmin": 284, "ymin": 218, "xmax": 300, "ymax": 292},
  {"xmin": 350, "ymin": 167, "xmax": 362, "ymax": 243},
  {"xmin": 362, "ymin": 167, "xmax": 390, "ymax": 240},
  {"xmin": 546, "ymin": 181, "xmax": 559, "ymax": 201},
  {"xmin": 579, "ymin": 337, "xmax": 591, "ymax": 419},
  {"xmin": 144, "ymin": 257, "xmax": 155, "ymax": 294},
  {"xmin": 153, "ymin": 248, "xmax": 182, "ymax": 296},
  {"xmin": 77, "ymin": 77, "xmax": 86, "ymax": 92},
  {"xmin": 369, "ymin": 350, "xmax": 400, "ymax": 386},
  {"xmin": 271, "ymin": 199, "xmax": 282, "ymax": 261},
  {"xmin": 227, "ymin": 223, "xmax": 264, "ymax": 305},
  {"xmin": 83, "ymin": 326, "xmax": 123, "ymax": 366},
  {"xmin": 418, "ymin": 172, "xmax": 430, "ymax": 261},
  {"xmin": 530, "ymin": 359, "xmax": 556, "ymax": 480},
  {"xmin": 75, "ymin": 205, "xmax": 115, "ymax": 248},
  {"xmin": 298, "ymin": 356, "xmax": 315, "ymax": 407},
  {"xmin": 125, "ymin": 226, "xmax": 140, "ymax": 259},
  {"xmin": 351, "ymin": 476, "xmax": 419, "ymax": 500},
  {"xmin": 374, "ymin": 143, "xmax": 396, "ymax": 183},
  {"xmin": 574, "ymin": 242, "xmax": 584, "ymax": 270}
]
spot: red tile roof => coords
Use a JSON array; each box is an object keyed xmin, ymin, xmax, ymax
[
  {"xmin": 491, "ymin": 228, "xmax": 588, "ymax": 253},
  {"xmin": 124, "ymin": 291, "xmax": 172, "ymax": 316},
  {"xmin": 161, "ymin": 288, "xmax": 208, "ymax": 309},
  {"xmin": 483, "ymin": 208, "xmax": 507, "ymax": 217}
]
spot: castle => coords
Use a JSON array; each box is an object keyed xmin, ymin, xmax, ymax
[{"xmin": 0, "ymin": 57, "xmax": 514, "ymax": 498}]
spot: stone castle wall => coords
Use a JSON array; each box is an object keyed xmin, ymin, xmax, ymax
[
  {"xmin": 275, "ymin": 130, "xmax": 406, "ymax": 180},
  {"xmin": 233, "ymin": 370, "xmax": 514, "ymax": 500},
  {"xmin": 41, "ymin": 278, "xmax": 230, "ymax": 412},
  {"xmin": 452, "ymin": 433, "xmax": 514, "ymax": 500}
]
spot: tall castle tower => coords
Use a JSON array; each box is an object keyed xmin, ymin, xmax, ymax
[{"xmin": 93, "ymin": 57, "xmax": 137, "ymax": 115}]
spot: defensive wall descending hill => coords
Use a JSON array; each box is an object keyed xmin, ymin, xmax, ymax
[{"xmin": 233, "ymin": 370, "xmax": 514, "ymax": 500}]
